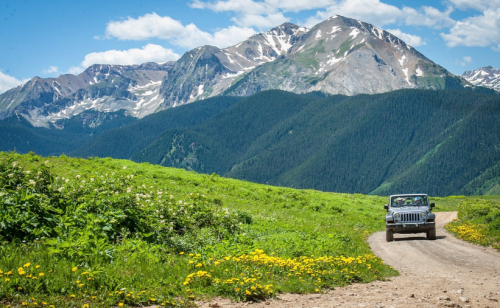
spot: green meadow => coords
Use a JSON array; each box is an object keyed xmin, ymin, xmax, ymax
[{"xmin": 0, "ymin": 152, "xmax": 497, "ymax": 307}]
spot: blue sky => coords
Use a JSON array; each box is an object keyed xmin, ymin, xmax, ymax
[{"xmin": 1, "ymin": 0, "xmax": 500, "ymax": 93}]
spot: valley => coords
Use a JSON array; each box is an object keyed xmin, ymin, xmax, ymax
[{"xmin": 1, "ymin": 9, "xmax": 500, "ymax": 308}]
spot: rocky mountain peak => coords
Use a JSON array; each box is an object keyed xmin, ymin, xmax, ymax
[{"xmin": 462, "ymin": 66, "xmax": 500, "ymax": 92}]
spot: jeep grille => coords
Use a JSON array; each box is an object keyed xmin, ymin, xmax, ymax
[{"xmin": 401, "ymin": 213, "xmax": 421, "ymax": 222}]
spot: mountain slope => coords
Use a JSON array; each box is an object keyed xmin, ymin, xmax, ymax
[
  {"xmin": 71, "ymin": 96, "xmax": 243, "ymax": 159},
  {"xmin": 226, "ymin": 15, "xmax": 468, "ymax": 96},
  {"xmin": 125, "ymin": 89, "xmax": 500, "ymax": 196},
  {"xmin": 157, "ymin": 23, "xmax": 307, "ymax": 109},
  {"xmin": 0, "ymin": 110, "xmax": 136, "ymax": 156},
  {"xmin": 132, "ymin": 91, "xmax": 320, "ymax": 172},
  {"xmin": 462, "ymin": 66, "xmax": 500, "ymax": 92}
]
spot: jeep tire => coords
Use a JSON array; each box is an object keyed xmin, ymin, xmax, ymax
[
  {"xmin": 427, "ymin": 227, "xmax": 436, "ymax": 240},
  {"xmin": 386, "ymin": 229, "xmax": 394, "ymax": 242}
]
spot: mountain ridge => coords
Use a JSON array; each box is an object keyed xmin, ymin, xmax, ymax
[
  {"xmin": 0, "ymin": 15, "xmax": 486, "ymax": 127},
  {"xmin": 462, "ymin": 66, "xmax": 500, "ymax": 92}
]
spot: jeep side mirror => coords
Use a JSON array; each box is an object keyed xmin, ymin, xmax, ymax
[
  {"xmin": 430, "ymin": 203, "xmax": 435, "ymax": 208},
  {"xmin": 384, "ymin": 204, "xmax": 389, "ymax": 210}
]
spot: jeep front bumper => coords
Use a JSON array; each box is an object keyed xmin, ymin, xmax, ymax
[{"xmin": 386, "ymin": 222, "xmax": 435, "ymax": 232}]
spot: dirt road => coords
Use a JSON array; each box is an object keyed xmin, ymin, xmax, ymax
[{"xmin": 200, "ymin": 212, "xmax": 500, "ymax": 308}]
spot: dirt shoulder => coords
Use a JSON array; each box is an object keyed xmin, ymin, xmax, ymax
[{"xmin": 199, "ymin": 212, "xmax": 500, "ymax": 308}]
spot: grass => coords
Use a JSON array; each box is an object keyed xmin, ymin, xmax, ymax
[
  {"xmin": 445, "ymin": 198, "xmax": 500, "ymax": 250},
  {"xmin": 0, "ymin": 151, "xmax": 498, "ymax": 307}
]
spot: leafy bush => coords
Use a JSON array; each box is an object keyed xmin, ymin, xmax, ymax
[{"xmin": 0, "ymin": 153, "xmax": 244, "ymax": 250}]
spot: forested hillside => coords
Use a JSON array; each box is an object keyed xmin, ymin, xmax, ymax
[
  {"xmin": 72, "ymin": 96, "xmax": 243, "ymax": 159},
  {"xmin": 0, "ymin": 110, "xmax": 136, "ymax": 156},
  {"xmin": 130, "ymin": 89, "xmax": 500, "ymax": 196},
  {"xmin": 2, "ymin": 89, "xmax": 499, "ymax": 196}
]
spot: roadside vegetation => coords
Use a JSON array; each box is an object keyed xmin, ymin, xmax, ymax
[
  {"xmin": 0, "ymin": 151, "xmax": 497, "ymax": 307},
  {"xmin": 445, "ymin": 198, "xmax": 500, "ymax": 250}
]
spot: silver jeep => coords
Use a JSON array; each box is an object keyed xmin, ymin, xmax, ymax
[{"xmin": 384, "ymin": 194, "xmax": 436, "ymax": 242}]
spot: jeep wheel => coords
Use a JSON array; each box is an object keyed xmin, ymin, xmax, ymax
[
  {"xmin": 427, "ymin": 227, "xmax": 436, "ymax": 240},
  {"xmin": 386, "ymin": 229, "xmax": 394, "ymax": 242}
]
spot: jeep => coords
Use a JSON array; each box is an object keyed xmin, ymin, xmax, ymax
[{"xmin": 384, "ymin": 194, "xmax": 436, "ymax": 242}]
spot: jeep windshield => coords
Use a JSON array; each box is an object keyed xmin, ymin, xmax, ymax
[{"xmin": 391, "ymin": 195, "xmax": 428, "ymax": 207}]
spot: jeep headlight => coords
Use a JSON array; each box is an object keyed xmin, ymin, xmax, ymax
[
  {"xmin": 393, "ymin": 213, "xmax": 400, "ymax": 219},
  {"xmin": 420, "ymin": 212, "xmax": 427, "ymax": 218}
]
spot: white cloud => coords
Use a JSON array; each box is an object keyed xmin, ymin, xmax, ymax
[
  {"xmin": 68, "ymin": 66, "xmax": 85, "ymax": 75},
  {"xmin": 104, "ymin": 12, "xmax": 256, "ymax": 49},
  {"xmin": 191, "ymin": 0, "xmax": 270, "ymax": 15},
  {"xmin": 191, "ymin": 0, "xmax": 334, "ymax": 14},
  {"xmin": 458, "ymin": 56, "xmax": 472, "ymax": 66},
  {"xmin": 81, "ymin": 44, "xmax": 179, "ymax": 67},
  {"xmin": 0, "ymin": 71, "xmax": 28, "ymax": 94},
  {"xmin": 196, "ymin": 0, "xmax": 404, "ymax": 29},
  {"xmin": 440, "ymin": 9, "xmax": 500, "ymax": 47},
  {"xmin": 68, "ymin": 44, "xmax": 180, "ymax": 75},
  {"xmin": 402, "ymin": 6, "xmax": 455, "ymax": 28},
  {"xmin": 192, "ymin": 0, "xmax": 460, "ymax": 31},
  {"xmin": 386, "ymin": 29, "xmax": 426, "ymax": 47},
  {"xmin": 42, "ymin": 66, "xmax": 59, "ymax": 75},
  {"xmin": 448, "ymin": 0, "xmax": 500, "ymax": 11},
  {"xmin": 106, "ymin": 13, "xmax": 186, "ymax": 41},
  {"xmin": 231, "ymin": 13, "xmax": 289, "ymax": 28}
]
